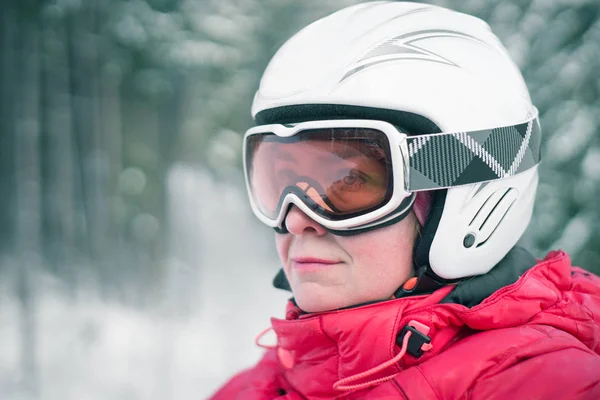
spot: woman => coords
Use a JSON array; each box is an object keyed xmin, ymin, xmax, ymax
[{"xmin": 211, "ymin": 2, "xmax": 600, "ymax": 399}]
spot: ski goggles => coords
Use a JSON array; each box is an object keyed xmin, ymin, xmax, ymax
[{"xmin": 243, "ymin": 113, "xmax": 541, "ymax": 234}]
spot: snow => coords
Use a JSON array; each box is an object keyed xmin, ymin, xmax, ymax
[{"xmin": 0, "ymin": 166, "xmax": 290, "ymax": 400}]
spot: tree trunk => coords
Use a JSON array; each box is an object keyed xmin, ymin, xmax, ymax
[
  {"xmin": 40, "ymin": 4, "xmax": 79, "ymax": 283},
  {"xmin": 13, "ymin": 5, "xmax": 41, "ymax": 397},
  {"xmin": 0, "ymin": 1, "xmax": 17, "ymax": 259}
]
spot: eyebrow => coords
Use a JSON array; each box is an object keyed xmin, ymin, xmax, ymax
[
  {"xmin": 337, "ymin": 145, "xmax": 364, "ymax": 159},
  {"xmin": 273, "ymin": 149, "xmax": 297, "ymax": 163},
  {"xmin": 326, "ymin": 143, "xmax": 367, "ymax": 160},
  {"xmin": 268, "ymin": 141, "xmax": 369, "ymax": 164}
]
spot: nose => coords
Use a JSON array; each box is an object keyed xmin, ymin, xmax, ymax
[{"xmin": 284, "ymin": 205, "xmax": 328, "ymax": 236}]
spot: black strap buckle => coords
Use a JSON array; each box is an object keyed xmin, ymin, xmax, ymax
[{"xmin": 396, "ymin": 324, "xmax": 432, "ymax": 358}]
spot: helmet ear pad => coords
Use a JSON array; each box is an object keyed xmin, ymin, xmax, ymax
[{"xmin": 413, "ymin": 189, "xmax": 447, "ymax": 271}]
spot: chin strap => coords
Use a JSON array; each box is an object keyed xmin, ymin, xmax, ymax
[
  {"xmin": 394, "ymin": 189, "xmax": 453, "ymax": 298},
  {"xmin": 393, "ymin": 265, "xmax": 456, "ymax": 299}
]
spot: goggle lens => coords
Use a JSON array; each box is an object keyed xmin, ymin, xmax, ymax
[{"xmin": 246, "ymin": 128, "xmax": 393, "ymax": 221}]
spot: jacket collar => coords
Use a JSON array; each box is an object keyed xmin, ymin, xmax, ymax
[
  {"xmin": 271, "ymin": 285, "xmax": 455, "ymax": 399},
  {"xmin": 269, "ymin": 250, "xmax": 584, "ymax": 399}
]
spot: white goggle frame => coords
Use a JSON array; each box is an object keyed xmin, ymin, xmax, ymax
[{"xmin": 244, "ymin": 119, "xmax": 413, "ymax": 233}]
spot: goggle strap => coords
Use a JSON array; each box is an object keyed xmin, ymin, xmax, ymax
[{"xmin": 407, "ymin": 117, "xmax": 541, "ymax": 191}]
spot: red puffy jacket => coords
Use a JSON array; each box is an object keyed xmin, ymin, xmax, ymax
[{"xmin": 210, "ymin": 251, "xmax": 600, "ymax": 399}]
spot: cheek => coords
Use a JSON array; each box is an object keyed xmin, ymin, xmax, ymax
[
  {"xmin": 344, "ymin": 218, "xmax": 417, "ymax": 272},
  {"xmin": 352, "ymin": 236, "xmax": 411, "ymax": 266},
  {"xmin": 274, "ymin": 234, "xmax": 290, "ymax": 262}
]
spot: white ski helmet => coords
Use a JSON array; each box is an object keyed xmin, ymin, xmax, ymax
[{"xmin": 250, "ymin": 1, "xmax": 540, "ymax": 280}]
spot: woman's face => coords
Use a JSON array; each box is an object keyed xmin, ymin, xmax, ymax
[{"xmin": 275, "ymin": 207, "xmax": 418, "ymax": 312}]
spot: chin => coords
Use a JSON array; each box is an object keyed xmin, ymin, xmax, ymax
[
  {"xmin": 295, "ymin": 293, "xmax": 349, "ymax": 313},
  {"xmin": 297, "ymin": 302, "xmax": 336, "ymax": 313}
]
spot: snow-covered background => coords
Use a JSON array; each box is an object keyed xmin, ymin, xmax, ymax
[{"xmin": 0, "ymin": 166, "xmax": 289, "ymax": 399}]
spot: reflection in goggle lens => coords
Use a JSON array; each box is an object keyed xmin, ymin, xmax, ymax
[{"xmin": 246, "ymin": 128, "xmax": 393, "ymax": 221}]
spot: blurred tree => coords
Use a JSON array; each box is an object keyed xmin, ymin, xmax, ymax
[
  {"xmin": 0, "ymin": 0, "xmax": 598, "ymax": 298},
  {"xmin": 2, "ymin": 2, "xmax": 44, "ymax": 395}
]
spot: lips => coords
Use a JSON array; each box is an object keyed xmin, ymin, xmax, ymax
[
  {"xmin": 292, "ymin": 257, "xmax": 338, "ymax": 264},
  {"xmin": 290, "ymin": 256, "xmax": 340, "ymax": 272}
]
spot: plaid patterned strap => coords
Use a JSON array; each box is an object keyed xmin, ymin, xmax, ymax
[{"xmin": 406, "ymin": 117, "xmax": 541, "ymax": 191}]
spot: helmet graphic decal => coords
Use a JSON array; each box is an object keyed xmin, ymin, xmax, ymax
[
  {"xmin": 341, "ymin": 29, "xmax": 486, "ymax": 82},
  {"xmin": 360, "ymin": 6, "xmax": 435, "ymax": 35}
]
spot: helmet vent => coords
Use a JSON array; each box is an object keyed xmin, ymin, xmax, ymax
[{"xmin": 469, "ymin": 188, "xmax": 518, "ymax": 248}]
